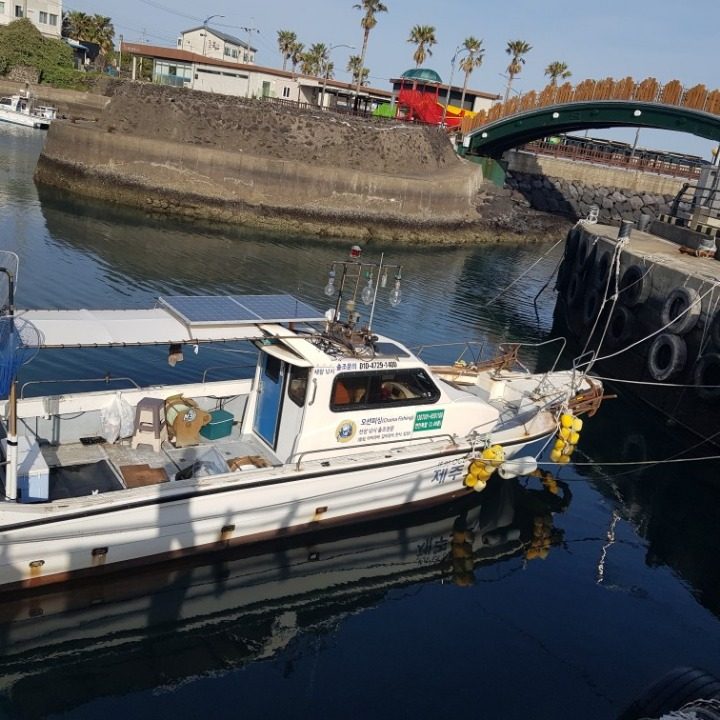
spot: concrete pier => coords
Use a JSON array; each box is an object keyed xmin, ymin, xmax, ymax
[{"xmin": 555, "ymin": 221, "xmax": 720, "ymax": 445}]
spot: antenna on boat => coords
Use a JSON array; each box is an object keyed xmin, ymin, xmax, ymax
[{"xmin": 321, "ymin": 246, "xmax": 403, "ymax": 353}]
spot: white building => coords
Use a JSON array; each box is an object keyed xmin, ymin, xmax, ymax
[
  {"xmin": 122, "ymin": 42, "xmax": 391, "ymax": 111},
  {"xmin": 0, "ymin": 0, "xmax": 62, "ymax": 38},
  {"xmin": 177, "ymin": 26, "xmax": 256, "ymax": 64}
]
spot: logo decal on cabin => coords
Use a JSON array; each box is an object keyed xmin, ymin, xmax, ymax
[
  {"xmin": 413, "ymin": 409, "xmax": 444, "ymax": 432},
  {"xmin": 336, "ymin": 420, "xmax": 357, "ymax": 443}
]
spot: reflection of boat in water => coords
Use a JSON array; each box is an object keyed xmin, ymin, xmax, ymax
[{"xmin": 0, "ymin": 475, "xmax": 570, "ymax": 718}]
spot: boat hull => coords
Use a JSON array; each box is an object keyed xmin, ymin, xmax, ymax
[{"xmin": 0, "ymin": 435, "xmax": 547, "ymax": 592}]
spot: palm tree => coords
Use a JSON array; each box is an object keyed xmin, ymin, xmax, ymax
[
  {"xmin": 63, "ymin": 11, "xmax": 115, "ymax": 63},
  {"xmin": 408, "ymin": 25, "xmax": 437, "ymax": 67},
  {"xmin": 504, "ymin": 39, "xmax": 532, "ymax": 103},
  {"xmin": 347, "ymin": 54, "xmax": 369, "ymax": 86},
  {"xmin": 458, "ymin": 36, "xmax": 484, "ymax": 110},
  {"xmin": 277, "ymin": 30, "xmax": 297, "ymax": 71},
  {"xmin": 300, "ymin": 42, "xmax": 329, "ymax": 76},
  {"xmin": 289, "ymin": 41, "xmax": 304, "ymax": 72},
  {"xmin": 352, "ymin": 1, "xmax": 388, "ymax": 99},
  {"xmin": 545, "ymin": 60, "xmax": 571, "ymax": 86}
]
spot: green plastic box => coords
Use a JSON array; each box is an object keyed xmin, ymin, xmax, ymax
[{"xmin": 200, "ymin": 409, "xmax": 234, "ymax": 440}]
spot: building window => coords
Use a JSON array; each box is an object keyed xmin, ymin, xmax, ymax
[
  {"xmin": 15, "ymin": 5, "xmax": 23, "ymax": 17},
  {"xmin": 39, "ymin": 10, "xmax": 47, "ymax": 22},
  {"xmin": 282, "ymin": 87, "xmax": 290, "ymax": 98},
  {"xmin": 48, "ymin": 13, "xmax": 57, "ymax": 25}
]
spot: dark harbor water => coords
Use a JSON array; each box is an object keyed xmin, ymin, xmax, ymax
[{"xmin": 1, "ymin": 128, "xmax": 720, "ymax": 720}]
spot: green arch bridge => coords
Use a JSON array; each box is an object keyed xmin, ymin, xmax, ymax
[{"xmin": 461, "ymin": 101, "xmax": 720, "ymax": 159}]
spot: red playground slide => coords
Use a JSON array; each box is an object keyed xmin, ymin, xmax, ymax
[{"xmin": 396, "ymin": 88, "xmax": 464, "ymax": 128}]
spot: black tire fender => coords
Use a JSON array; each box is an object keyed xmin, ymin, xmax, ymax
[
  {"xmin": 647, "ymin": 333, "xmax": 687, "ymax": 381},
  {"xmin": 582, "ymin": 286, "xmax": 604, "ymax": 325},
  {"xmin": 708, "ymin": 309, "xmax": 720, "ymax": 350},
  {"xmin": 574, "ymin": 233, "xmax": 592, "ymax": 269},
  {"xmin": 605, "ymin": 305, "xmax": 634, "ymax": 348},
  {"xmin": 565, "ymin": 270, "xmax": 585, "ymax": 307},
  {"xmin": 590, "ymin": 249, "xmax": 612, "ymax": 289},
  {"xmin": 619, "ymin": 264, "xmax": 651, "ymax": 307},
  {"xmin": 617, "ymin": 666, "xmax": 720, "ymax": 720},
  {"xmin": 660, "ymin": 287, "xmax": 701, "ymax": 335},
  {"xmin": 693, "ymin": 352, "xmax": 720, "ymax": 400}
]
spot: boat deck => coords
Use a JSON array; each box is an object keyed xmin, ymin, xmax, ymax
[{"xmin": 3, "ymin": 424, "xmax": 278, "ymax": 502}]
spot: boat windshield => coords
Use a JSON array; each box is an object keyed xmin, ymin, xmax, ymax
[{"xmin": 330, "ymin": 369, "xmax": 440, "ymax": 411}]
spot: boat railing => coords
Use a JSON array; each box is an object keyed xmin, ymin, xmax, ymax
[
  {"xmin": 20, "ymin": 375, "xmax": 141, "ymax": 399},
  {"xmin": 415, "ymin": 337, "xmax": 567, "ymax": 375},
  {"xmin": 201, "ymin": 363, "xmax": 256, "ymax": 383},
  {"xmin": 292, "ymin": 433, "xmax": 459, "ymax": 471},
  {"xmin": 412, "ymin": 340, "xmax": 488, "ymax": 366}
]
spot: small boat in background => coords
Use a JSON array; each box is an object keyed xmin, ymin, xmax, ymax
[{"xmin": 0, "ymin": 94, "xmax": 57, "ymax": 130}]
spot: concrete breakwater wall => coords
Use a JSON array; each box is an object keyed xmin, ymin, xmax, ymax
[
  {"xmin": 555, "ymin": 223, "xmax": 720, "ymax": 444},
  {"xmin": 506, "ymin": 151, "xmax": 687, "ymax": 226},
  {"xmin": 35, "ymin": 83, "xmax": 485, "ymax": 241}
]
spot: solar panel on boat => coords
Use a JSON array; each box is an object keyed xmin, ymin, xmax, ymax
[{"xmin": 159, "ymin": 294, "xmax": 324, "ymax": 326}]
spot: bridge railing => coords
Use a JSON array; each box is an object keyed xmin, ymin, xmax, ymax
[
  {"xmin": 523, "ymin": 139, "xmax": 704, "ymax": 179},
  {"xmin": 461, "ymin": 77, "xmax": 720, "ymax": 135}
]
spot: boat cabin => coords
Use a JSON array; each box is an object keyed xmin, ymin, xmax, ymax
[{"xmin": 1, "ymin": 294, "xmax": 500, "ymax": 504}]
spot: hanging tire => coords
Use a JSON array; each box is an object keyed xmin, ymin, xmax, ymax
[
  {"xmin": 574, "ymin": 233, "xmax": 592, "ymax": 269},
  {"xmin": 619, "ymin": 264, "xmax": 651, "ymax": 307},
  {"xmin": 565, "ymin": 270, "xmax": 585, "ymax": 307},
  {"xmin": 693, "ymin": 353, "xmax": 720, "ymax": 400},
  {"xmin": 647, "ymin": 333, "xmax": 686, "ymax": 381},
  {"xmin": 555, "ymin": 257, "xmax": 570, "ymax": 294},
  {"xmin": 708, "ymin": 309, "xmax": 720, "ymax": 350},
  {"xmin": 590, "ymin": 249, "xmax": 612, "ymax": 289},
  {"xmin": 582, "ymin": 286, "xmax": 604, "ymax": 325},
  {"xmin": 617, "ymin": 666, "xmax": 720, "ymax": 720},
  {"xmin": 660, "ymin": 287, "xmax": 701, "ymax": 335},
  {"xmin": 605, "ymin": 305, "xmax": 634, "ymax": 348},
  {"xmin": 564, "ymin": 227, "xmax": 580, "ymax": 266}
]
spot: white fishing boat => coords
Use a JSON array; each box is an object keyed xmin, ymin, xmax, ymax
[
  {"xmin": 0, "ymin": 248, "xmax": 603, "ymax": 592},
  {"xmin": 0, "ymin": 94, "xmax": 57, "ymax": 129}
]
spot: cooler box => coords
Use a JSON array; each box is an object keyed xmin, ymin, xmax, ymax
[
  {"xmin": 199, "ymin": 409, "xmax": 234, "ymax": 440},
  {"xmin": 1, "ymin": 436, "xmax": 50, "ymax": 503}
]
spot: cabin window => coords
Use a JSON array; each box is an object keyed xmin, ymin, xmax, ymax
[
  {"xmin": 288, "ymin": 365, "xmax": 309, "ymax": 407},
  {"xmin": 330, "ymin": 369, "xmax": 440, "ymax": 412},
  {"xmin": 264, "ymin": 354, "xmax": 282, "ymax": 383}
]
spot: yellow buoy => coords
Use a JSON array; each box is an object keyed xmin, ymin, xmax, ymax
[
  {"xmin": 559, "ymin": 427, "xmax": 572, "ymax": 440},
  {"xmin": 464, "ymin": 473, "xmax": 478, "ymax": 488},
  {"xmin": 473, "ymin": 478, "xmax": 487, "ymax": 492},
  {"xmin": 569, "ymin": 431, "xmax": 580, "ymax": 445},
  {"xmin": 553, "ymin": 438, "xmax": 565, "ymax": 451},
  {"xmin": 572, "ymin": 417, "xmax": 583, "ymax": 432},
  {"xmin": 558, "ymin": 455, "xmax": 571, "ymax": 464},
  {"xmin": 560, "ymin": 413, "xmax": 574, "ymax": 428},
  {"xmin": 550, "ymin": 449, "xmax": 562, "ymax": 463}
]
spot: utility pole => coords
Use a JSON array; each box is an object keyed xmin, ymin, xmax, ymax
[
  {"xmin": 203, "ymin": 14, "xmax": 224, "ymax": 57},
  {"xmin": 118, "ymin": 34, "xmax": 123, "ymax": 77}
]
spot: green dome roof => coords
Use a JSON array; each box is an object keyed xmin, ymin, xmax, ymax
[{"xmin": 400, "ymin": 68, "xmax": 442, "ymax": 83}]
